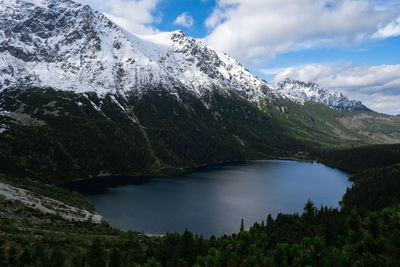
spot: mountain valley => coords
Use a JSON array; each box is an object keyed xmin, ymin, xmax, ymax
[
  {"xmin": 0, "ymin": 0, "xmax": 400, "ymax": 266},
  {"xmin": 0, "ymin": 0, "xmax": 398, "ymax": 183}
]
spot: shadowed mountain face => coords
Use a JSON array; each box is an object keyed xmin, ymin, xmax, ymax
[
  {"xmin": 0, "ymin": 0, "xmax": 399, "ymax": 183},
  {"xmin": 1, "ymin": 85, "xmax": 399, "ymax": 183},
  {"xmin": 0, "ymin": 87, "xmax": 291, "ymax": 182}
]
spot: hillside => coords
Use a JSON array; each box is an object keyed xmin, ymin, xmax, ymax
[
  {"xmin": 0, "ymin": 1, "xmax": 400, "ymax": 266},
  {"xmin": 0, "ymin": 86, "xmax": 399, "ymax": 184},
  {"xmin": 1, "ymin": 163, "xmax": 400, "ymax": 266},
  {"xmin": 0, "ymin": 0, "xmax": 398, "ymax": 185}
]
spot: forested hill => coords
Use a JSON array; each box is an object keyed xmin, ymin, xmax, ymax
[
  {"xmin": 0, "ymin": 0, "xmax": 400, "ymax": 185},
  {"xmin": 0, "ymin": 0, "xmax": 399, "ymax": 266},
  {"xmin": 313, "ymin": 143, "xmax": 400, "ymax": 172},
  {"xmin": 1, "ymin": 163, "xmax": 400, "ymax": 266},
  {"xmin": 1, "ymin": 87, "xmax": 400, "ymax": 185}
]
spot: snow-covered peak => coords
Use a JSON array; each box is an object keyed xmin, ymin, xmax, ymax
[
  {"xmin": 2, "ymin": 0, "xmax": 79, "ymax": 10},
  {"xmin": 0, "ymin": 0, "xmax": 275, "ymax": 100},
  {"xmin": 137, "ymin": 30, "xmax": 185, "ymax": 46},
  {"xmin": 0, "ymin": 0, "xmax": 368, "ymax": 110},
  {"xmin": 275, "ymin": 79, "xmax": 368, "ymax": 110}
]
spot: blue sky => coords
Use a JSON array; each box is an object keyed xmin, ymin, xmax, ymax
[
  {"xmin": 155, "ymin": 0, "xmax": 216, "ymax": 37},
  {"xmin": 77, "ymin": 0, "xmax": 400, "ymax": 114}
]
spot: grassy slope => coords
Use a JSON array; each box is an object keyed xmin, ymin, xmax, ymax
[{"xmin": 261, "ymin": 98, "xmax": 400, "ymax": 150}]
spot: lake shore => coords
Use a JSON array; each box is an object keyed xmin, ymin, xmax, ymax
[{"xmin": 83, "ymin": 160, "xmax": 351, "ymax": 237}]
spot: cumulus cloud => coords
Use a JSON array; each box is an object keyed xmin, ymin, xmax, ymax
[
  {"xmin": 273, "ymin": 63, "xmax": 400, "ymax": 114},
  {"xmin": 272, "ymin": 64, "xmax": 349, "ymax": 84},
  {"xmin": 174, "ymin": 13, "xmax": 194, "ymax": 28},
  {"xmin": 205, "ymin": 7, "xmax": 226, "ymax": 29},
  {"xmin": 204, "ymin": 0, "xmax": 399, "ymax": 63},
  {"xmin": 373, "ymin": 17, "xmax": 400, "ymax": 38},
  {"xmin": 75, "ymin": 0, "xmax": 161, "ymax": 34}
]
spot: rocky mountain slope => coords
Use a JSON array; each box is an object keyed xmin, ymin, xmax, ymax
[
  {"xmin": 276, "ymin": 79, "xmax": 368, "ymax": 110},
  {"xmin": 0, "ymin": 0, "xmax": 375, "ymax": 111},
  {"xmin": 0, "ymin": 0, "xmax": 275, "ymax": 101},
  {"xmin": 0, "ymin": 181, "xmax": 101, "ymax": 222},
  {"xmin": 0, "ymin": 0, "xmax": 399, "ymax": 183}
]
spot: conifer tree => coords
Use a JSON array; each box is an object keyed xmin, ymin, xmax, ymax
[
  {"xmin": 145, "ymin": 256, "xmax": 162, "ymax": 267},
  {"xmin": 49, "ymin": 245, "xmax": 65, "ymax": 267},
  {"xmin": 303, "ymin": 200, "xmax": 317, "ymax": 218},
  {"xmin": 180, "ymin": 229, "xmax": 195, "ymax": 264},
  {"xmin": 109, "ymin": 248, "xmax": 122, "ymax": 267},
  {"xmin": 87, "ymin": 237, "xmax": 106, "ymax": 267},
  {"xmin": 266, "ymin": 214, "xmax": 274, "ymax": 232},
  {"xmin": 7, "ymin": 245, "xmax": 17, "ymax": 266},
  {"xmin": 0, "ymin": 243, "xmax": 6, "ymax": 266},
  {"xmin": 18, "ymin": 247, "xmax": 32, "ymax": 266},
  {"xmin": 34, "ymin": 243, "xmax": 47, "ymax": 265}
]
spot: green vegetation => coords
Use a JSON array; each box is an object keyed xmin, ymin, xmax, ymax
[
  {"xmin": 0, "ymin": 163, "xmax": 400, "ymax": 266},
  {"xmin": 341, "ymin": 164, "xmax": 400, "ymax": 215},
  {"xmin": 0, "ymin": 87, "xmax": 399, "ymax": 184},
  {"xmin": 313, "ymin": 144, "xmax": 400, "ymax": 172},
  {"xmin": 0, "ymin": 86, "xmax": 400, "ymax": 266},
  {"xmin": 0, "ymin": 88, "xmax": 156, "ymax": 183}
]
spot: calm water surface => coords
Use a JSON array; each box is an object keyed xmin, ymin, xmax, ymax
[{"xmin": 85, "ymin": 160, "xmax": 351, "ymax": 237}]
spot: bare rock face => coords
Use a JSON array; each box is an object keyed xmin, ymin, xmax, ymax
[
  {"xmin": 0, "ymin": 0, "xmax": 276, "ymax": 101},
  {"xmin": 0, "ymin": 0, "xmax": 367, "ymax": 110}
]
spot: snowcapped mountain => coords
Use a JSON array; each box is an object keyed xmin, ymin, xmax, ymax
[
  {"xmin": 275, "ymin": 79, "xmax": 368, "ymax": 110},
  {"xmin": 0, "ymin": 0, "xmax": 399, "ymax": 183},
  {"xmin": 0, "ymin": 0, "xmax": 370, "ymax": 111},
  {"xmin": 0, "ymin": 0, "xmax": 275, "ymax": 101}
]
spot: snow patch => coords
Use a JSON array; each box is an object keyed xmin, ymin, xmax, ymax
[
  {"xmin": 0, "ymin": 0, "xmax": 279, "ymax": 102},
  {"xmin": 275, "ymin": 79, "xmax": 367, "ymax": 110},
  {"xmin": 0, "ymin": 123, "xmax": 8, "ymax": 133},
  {"xmin": 0, "ymin": 0, "xmax": 366, "ymax": 110}
]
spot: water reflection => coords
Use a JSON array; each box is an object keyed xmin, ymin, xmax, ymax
[{"xmin": 85, "ymin": 160, "xmax": 351, "ymax": 237}]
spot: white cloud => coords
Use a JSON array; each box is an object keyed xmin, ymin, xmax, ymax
[
  {"xmin": 366, "ymin": 95, "xmax": 400, "ymax": 115},
  {"xmin": 205, "ymin": 8, "xmax": 226, "ymax": 28},
  {"xmin": 204, "ymin": 0, "xmax": 399, "ymax": 64},
  {"xmin": 273, "ymin": 64, "xmax": 349, "ymax": 84},
  {"xmin": 260, "ymin": 67, "xmax": 288, "ymax": 75},
  {"xmin": 75, "ymin": 0, "xmax": 161, "ymax": 34},
  {"xmin": 273, "ymin": 63, "xmax": 400, "ymax": 114},
  {"xmin": 373, "ymin": 17, "xmax": 400, "ymax": 38},
  {"xmin": 173, "ymin": 13, "xmax": 194, "ymax": 28}
]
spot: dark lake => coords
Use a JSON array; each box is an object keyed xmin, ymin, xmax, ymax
[{"xmin": 84, "ymin": 160, "xmax": 351, "ymax": 237}]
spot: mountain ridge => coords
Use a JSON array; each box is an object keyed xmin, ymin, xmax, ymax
[
  {"xmin": 0, "ymin": 0, "xmax": 369, "ymax": 112},
  {"xmin": 0, "ymin": 0, "xmax": 399, "ymax": 183},
  {"xmin": 275, "ymin": 78, "xmax": 368, "ymax": 111},
  {"xmin": 0, "ymin": 0, "xmax": 277, "ymax": 101}
]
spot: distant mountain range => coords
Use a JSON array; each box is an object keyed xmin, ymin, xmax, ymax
[
  {"xmin": 0, "ymin": 0, "xmax": 399, "ymax": 183},
  {"xmin": 276, "ymin": 79, "xmax": 368, "ymax": 111},
  {"xmin": 1, "ymin": 0, "xmax": 366, "ymax": 111}
]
